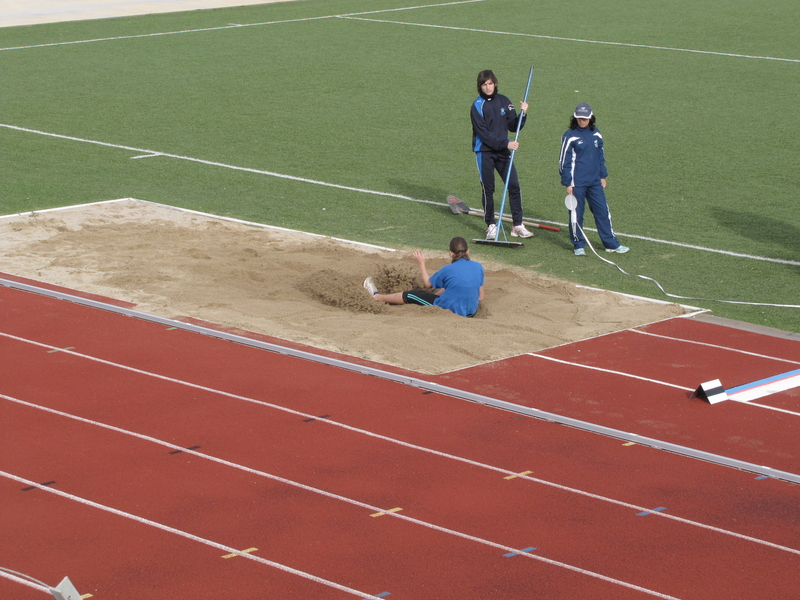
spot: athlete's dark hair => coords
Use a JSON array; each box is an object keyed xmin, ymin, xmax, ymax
[
  {"xmin": 570, "ymin": 115, "xmax": 597, "ymax": 130},
  {"xmin": 477, "ymin": 70, "xmax": 498, "ymax": 94},
  {"xmin": 450, "ymin": 236, "xmax": 470, "ymax": 262}
]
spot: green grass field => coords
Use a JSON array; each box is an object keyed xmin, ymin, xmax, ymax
[{"xmin": 2, "ymin": 0, "xmax": 799, "ymax": 332}]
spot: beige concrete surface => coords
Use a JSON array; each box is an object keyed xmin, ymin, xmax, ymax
[{"xmin": 0, "ymin": 0, "xmax": 293, "ymax": 28}]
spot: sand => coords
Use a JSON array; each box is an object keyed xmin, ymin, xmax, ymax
[{"xmin": 0, "ymin": 199, "xmax": 689, "ymax": 374}]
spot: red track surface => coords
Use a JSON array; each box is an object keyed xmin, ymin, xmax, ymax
[{"xmin": 1, "ymin": 283, "xmax": 798, "ymax": 599}]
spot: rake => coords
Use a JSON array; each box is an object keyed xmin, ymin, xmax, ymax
[{"xmin": 447, "ymin": 194, "xmax": 560, "ymax": 232}]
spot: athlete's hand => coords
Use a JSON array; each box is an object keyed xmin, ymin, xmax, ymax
[
  {"xmin": 508, "ymin": 141, "xmax": 520, "ymax": 151},
  {"xmin": 520, "ymin": 101, "xmax": 528, "ymax": 114}
]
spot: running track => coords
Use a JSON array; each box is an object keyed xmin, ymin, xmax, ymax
[{"xmin": 1, "ymin": 275, "xmax": 798, "ymax": 599}]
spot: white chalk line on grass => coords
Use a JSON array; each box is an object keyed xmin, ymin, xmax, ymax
[
  {"xmin": 2, "ymin": 121, "xmax": 797, "ymax": 271},
  {"xmin": 1, "ymin": 0, "xmax": 797, "ymax": 65},
  {"xmin": 0, "ymin": 16, "xmax": 330, "ymax": 52},
  {"xmin": 0, "ymin": 468, "xmax": 387, "ymax": 600},
  {"xmin": 338, "ymin": 16, "xmax": 800, "ymax": 64},
  {"xmin": 0, "ymin": 1, "xmax": 485, "ymax": 52},
  {"xmin": 0, "ymin": 123, "xmax": 441, "ymax": 208},
  {"xmin": 3, "ymin": 333, "xmax": 798, "ymax": 560}
]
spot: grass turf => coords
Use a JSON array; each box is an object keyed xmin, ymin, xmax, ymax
[{"xmin": 1, "ymin": 0, "xmax": 798, "ymax": 333}]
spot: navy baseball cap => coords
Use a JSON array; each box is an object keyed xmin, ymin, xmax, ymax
[{"xmin": 573, "ymin": 102, "xmax": 593, "ymax": 119}]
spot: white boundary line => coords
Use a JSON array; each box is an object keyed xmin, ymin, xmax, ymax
[
  {"xmin": 0, "ymin": 468, "xmax": 387, "ymax": 600},
  {"xmin": 3, "ymin": 336, "xmax": 798, "ymax": 558},
  {"xmin": 575, "ymin": 284, "xmax": 706, "ymax": 312},
  {"xmin": 339, "ymin": 16, "xmax": 800, "ymax": 64},
  {"xmin": 527, "ymin": 353, "xmax": 694, "ymax": 391},
  {"xmin": 0, "ymin": 197, "xmax": 127, "ymax": 220},
  {"xmin": 0, "ymin": 197, "xmax": 396, "ymax": 252},
  {"xmin": 0, "ymin": 1, "xmax": 485, "ymax": 51},
  {"xmin": 629, "ymin": 329, "xmax": 800, "ymax": 416},
  {"xmin": 2, "ymin": 0, "xmax": 797, "ymax": 65},
  {"xmin": 0, "ymin": 466, "xmax": 684, "ymax": 600},
  {"xmin": 130, "ymin": 198, "xmax": 398, "ymax": 251},
  {"xmin": 4, "ymin": 385, "xmax": 797, "ymax": 600},
  {"xmin": 2, "ymin": 122, "xmax": 797, "ymax": 270},
  {"xmin": 0, "ymin": 123, "xmax": 443, "ymax": 208},
  {"xmin": 630, "ymin": 329, "xmax": 800, "ymax": 367},
  {"xmin": 534, "ymin": 339, "xmax": 800, "ymax": 417}
]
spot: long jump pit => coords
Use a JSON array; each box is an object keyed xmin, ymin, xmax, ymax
[{"xmin": 0, "ymin": 199, "xmax": 690, "ymax": 374}]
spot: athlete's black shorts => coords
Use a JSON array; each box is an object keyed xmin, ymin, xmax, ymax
[{"xmin": 402, "ymin": 289, "xmax": 438, "ymax": 306}]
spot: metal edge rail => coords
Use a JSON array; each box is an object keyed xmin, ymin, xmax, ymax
[{"xmin": 3, "ymin": 276, "xmax": 798, "ymax": 485}]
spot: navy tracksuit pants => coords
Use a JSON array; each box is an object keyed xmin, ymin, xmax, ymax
[
  {"xmin": 568, "ymin": 182, "xmax": 620, "ymax": 249},
  {"xmin": 475, "ymin": 151, "xmax": 523, "ymax": 226}
]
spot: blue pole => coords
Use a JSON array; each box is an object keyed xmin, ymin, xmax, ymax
[{"xmin": 493, "ymin": 65, "xmax": 534, "ymax": 241}]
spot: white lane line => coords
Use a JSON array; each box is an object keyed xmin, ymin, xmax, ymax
[
  {"xmin": 534, "ymin": 338, "xmax": 800, "ymax": 415},
  {"xmin": 596, "ymin": 231, "xmax": 800, "ymax": 268},
  {"xmin": 730, "ymin": 400, "xmax": 800, "ymax": 417},
  {"xmin": 338, "ymin": 16, "xmax": 800, "ymax": 64},
  {"xmin": 4, "ymin": 0, "xmax": 796, "ymax": 66},
  {"xmin": 630, "ymin": 329, "xmax": 800, "ymax": 366},
  {"xmin": 630, "ymin": 329, "xmax": 800, "ymax": 416},
  {"xmin": 529, "ymin": 352, "xmax": 694, "ymax": 391},
  {"xmin": 3, "ymin": 335, "xmax": 798, "ymax": 557},
  {"xmin": 1, "ymin": 121, "xmax": 795, "ymax": 268},
  {"xmin": 0, "ymin": 469, "xmax": 386, "ymax": 600},
  {"xmin": 0, "ymin": 467, "xmax": 686, "ymax": 599}
]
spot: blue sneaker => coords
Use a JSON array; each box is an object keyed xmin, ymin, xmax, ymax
[
  {"xmin": 574, "ymin": 248, "xmax": 586, "ymax": 256},
  {"xmin": 606, "ymin": 245, "xmax": 630, "ymax": 254}
]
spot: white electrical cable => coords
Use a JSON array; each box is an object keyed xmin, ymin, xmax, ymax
[
  {"xmin": 565, "ymin": 195, "xmax": 800, "ymax": 309},
  {"xmin": 0, "ymin": 566, "xmax": 50, "ymax": 589}
]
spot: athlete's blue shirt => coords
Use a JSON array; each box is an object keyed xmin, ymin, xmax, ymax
[{"xmin": 429, "ymin": 258, "xmax": 484, "ymax": 317}]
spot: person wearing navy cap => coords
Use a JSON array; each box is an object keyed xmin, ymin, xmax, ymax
[{"xmin": 559, "ymin": 102, "xmax": 629, "ymax": 256}]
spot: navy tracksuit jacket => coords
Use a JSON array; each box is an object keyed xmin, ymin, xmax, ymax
[
  {"xmin": 471, "ymin": 92, "xmax": 526, "ymax": 226},
  {"xmin": 559, "ymin": 125, "xmax": 621, "ymax": 249}
]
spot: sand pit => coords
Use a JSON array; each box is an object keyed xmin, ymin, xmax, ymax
[{"xmin": 0, "ymin": 199, "xmax": 689, "ymax": 373}]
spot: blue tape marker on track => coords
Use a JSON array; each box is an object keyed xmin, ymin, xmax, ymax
[
  {"xmin": 637, "ymin": 507, "xmax": 667, "ymax": 516},
  {"xmin": 503, "ymin": 547, "xmax": 536, "ymax": 557}
]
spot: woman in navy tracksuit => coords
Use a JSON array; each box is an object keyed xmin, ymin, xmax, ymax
[
  {"xmin": 559, "ymin": 102, "xmax": 628, "ymax": 255},
  {"xmin": 471, "ymin": 70, "xmax": 533, "ymax": 239}
]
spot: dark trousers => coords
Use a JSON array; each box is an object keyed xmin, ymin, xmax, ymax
[
  {"xmin": 475, "ymin": 151, "xmax": 523, "ymax": 226},
  {"xmin": 568, "ymin": 182, "xmax": 619, "ymax": 249}
]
